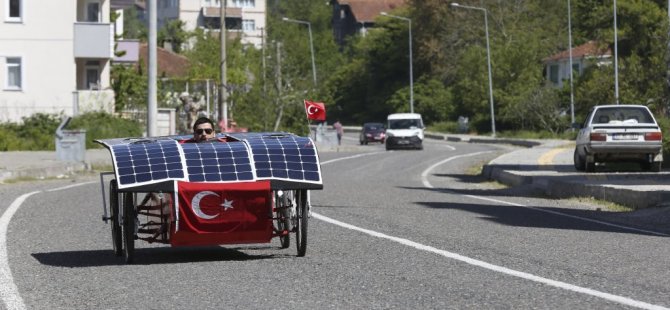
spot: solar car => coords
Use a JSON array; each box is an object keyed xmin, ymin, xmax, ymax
[{"xmin": 96, "ymin": 132, "xmax": 322, "ymax": 263}]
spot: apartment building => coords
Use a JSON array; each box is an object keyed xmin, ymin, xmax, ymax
[
  {"xmin": 0, "ymin": 0, "xmax": 115, "ymax": 123},
  {"xmin": 158, "ymin": 0, "xmax": 266, "ymax": 48}
]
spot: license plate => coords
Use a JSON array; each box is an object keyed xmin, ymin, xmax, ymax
[
  {"xmin": 612, "ymin": 134, "xmax": 639, "ymax": 140},
  {"xmin": 397, "ymin": 140, "xmax": 409, "ymax": 144}
]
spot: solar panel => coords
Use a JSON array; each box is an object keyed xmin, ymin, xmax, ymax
[
  {"xmin": 108, "ymin": 139, "xmax": 185, "ymax": 188},
  {"xmin": 234, "ymin": 133, "xmax": 322, "ymax": 184},
  {"xmin": 96, "ymin": 132, "xmax": 322, "ymax": 189},
  {"xmin": 181, "ymin": 141, "xmax": 255, "ymax": 182}
]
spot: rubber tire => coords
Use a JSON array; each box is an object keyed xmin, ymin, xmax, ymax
[
  {"xmin": 585, "ymin": 161, "xmax": 596, "ymax": 173},
  {"xmin": 573, "ymin": 149, "xmax": 585, "ymax": 171},
  {"xmin": 123, "ymin": 193, "xmax": 135, "ymax": 264},
  {"xmin": 642, "ymin": 161, "xmax": 662, "ymax": 172},
  {"xmin": 295, "ymin": 190, "xmax": 308, "ymax": 257},
  {"xmin": 109, "ymin": 180, "xmax": 122, "ymax": 256},
  {"xmin": 275, "ymin": 192, "xmax": 290, "ymax": 249}
]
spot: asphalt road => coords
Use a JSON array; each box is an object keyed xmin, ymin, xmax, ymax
[{"xmin": 2, "ymin": 136, "xmax": 670, "ymax": 309}]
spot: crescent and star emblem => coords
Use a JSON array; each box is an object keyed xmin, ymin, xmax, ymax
[
  {"xmin": 191, "ymin": 191, "xmax": 234, "ymax": 220},
  {"xmin": 307, "ymin": 105, "xmax": 319, "ymax": 115}
]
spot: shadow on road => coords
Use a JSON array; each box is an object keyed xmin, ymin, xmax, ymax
[{"xmin": 31, "ymin": 245, "xmax": 281, "ymax": 267}]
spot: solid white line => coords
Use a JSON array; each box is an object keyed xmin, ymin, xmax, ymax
[
  {"xmin": 320, "ymin": 151, "xmax": 386, "ymax": 165},
  {"xmin": 46, "ymin": 181, "xmax": 97, "ymax": 192},
  {"xmin": 1, "ymin": 181, "xmax": 96, "ymax": 310},
  {"xmin": 312, "ymin": 212, "xmax": 669, "ymax": 310},
  {"xmin": 0, "ymin": 192, "xmax": 39, "ymax": 310},
  {"xmin": 421, "ymin": 151, "xmax": 495, "ymax": 188}
]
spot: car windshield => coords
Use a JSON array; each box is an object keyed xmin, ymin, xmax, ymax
[
  {"xmin": 388, "ymin": 119, "xmax": 422, "ymax": 129},
  {"xmin": 592, "ymin": 107, "xmax": 655, "ymax": 124},
  {"xmin": 364, "ymin": 123, "xmax": 384, "ymax": 131}
]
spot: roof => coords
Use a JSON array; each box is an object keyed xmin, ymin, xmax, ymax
[
  {"xmin": 339, "ymin": 0, "xmax": 406, "ymax": 22},
  {"xmin": 139, "ymin": 43, "xmax": 190, "ymax": 78},
  {"xmin": 387, "ymin": 113, "xmax": 422, "ymax": 119},
  {"xmin": 544, "ymin": 40, "xmax": 612, "ymax": 62}
]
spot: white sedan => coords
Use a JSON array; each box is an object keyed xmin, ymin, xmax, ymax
[{"xmin": 574, "ymin": 104, "xmax": 663, "ymax": 172}]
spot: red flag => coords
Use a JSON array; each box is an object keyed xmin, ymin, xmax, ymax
[
  {"xmin": 171, "ymin": 181, "xmax": 273, "ymax": 246},
  {"xmin": 304, "ymin": 100, "xmax": 326, "ymax": 121}
]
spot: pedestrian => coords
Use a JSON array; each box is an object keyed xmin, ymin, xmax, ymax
[{"xmin": 333, "ymin": 120, "xmax": 343, "ymax": 145}]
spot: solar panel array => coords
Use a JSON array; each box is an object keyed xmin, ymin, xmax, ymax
[
  {"xmin": 108, "ymin": 139, "xmax": 185, "ymax": 187},
  {"xmin": 231, "ymin": 133, "xmax": 321, "ymax": 183},
  {"xmin": 181, "ymin": 141, "xmax": 254, "ymax": 182},
  {"xmin": 97, "ymin": 133, "xmax": 322, "ymax": 189}
]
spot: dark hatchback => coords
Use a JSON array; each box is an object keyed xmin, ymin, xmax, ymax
[{"xmin": 359, "ymin": 122, "xmax": 386, "ymax": 145}]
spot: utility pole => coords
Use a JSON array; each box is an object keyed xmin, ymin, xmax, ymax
[
  {"xmin": 273, "ymin": 42, "xmax": 283, "ymax": 131},
  {"xmin": 147, "ymin": 0, "xmax": 157, "ymax": 137},
  {"xmin": 219, "ymin": 0, "xmax": 228, "ymax": 130}
]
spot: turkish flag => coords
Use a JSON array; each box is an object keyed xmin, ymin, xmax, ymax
[
  {"xmin": 171, "ymin": 181, "xmax": 273, "ymax": 246},
  {"xmin": 304, "ymin": 100, "xmax": 326, "ymax": 121}
]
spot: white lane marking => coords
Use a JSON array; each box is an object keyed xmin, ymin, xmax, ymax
[
  {"xmin": 312, "ymin": 212, "xmax": 669, "ymax": 310},
  {"xmin": 47, "ymin": 181, "xmax": 97, "ymax": 192},
  {"xmin": 1, "ymin": 181, "xmax": 96, "ymax": 310},
  {"xmin": 320, "ymin": 151, "xmax": 386, "ymax": 165},
  {"xmin": 0, "ymin": 192, "xmax": 39, "ymax": 310},
  {"xmin": 420, "ymin": 151, "xmax": 494, "ymax": 188},
  {"xmin": 319, "ymin": 150, "xmax": 670, "ymax": 309},
  {"xmin": 422, "ymin": 156, "xmax": 669, "ymax": 237}
]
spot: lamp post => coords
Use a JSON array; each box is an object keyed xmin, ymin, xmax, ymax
[
  {"xmin": 568, "ymin": 0, "xmax": 575, "ymax": 127},
  {"xmin": 380, "ymin": 12, "xmax": 414, "ymax": 114},
  {"xmin": 613, "ymin": 0, "xmax": 620, "ymax": 105},
  {"xmin": 450, "ymin": 2, "xmax": 496, "ymax": 137},
  {"xmin": 282, "ymin": 17, "xmax": 317, "ymax": 87}
]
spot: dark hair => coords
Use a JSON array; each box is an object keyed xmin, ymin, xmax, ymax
[{"xmin": 193, "ymin": 117, "xmax": 215, "ymax": 132}]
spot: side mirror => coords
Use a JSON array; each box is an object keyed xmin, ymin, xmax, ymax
[{"xmin": 571, "ymin": 122, "xmax": 582, "ymax": 129}]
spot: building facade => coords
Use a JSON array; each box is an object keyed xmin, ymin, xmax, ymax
[
  {"xmin": 0, "ymin": 0, "xmax": 115, "ymax": 123},
  {"xmin": 157, "ymin": 0, "xmax": 266, "ymax": 49}
]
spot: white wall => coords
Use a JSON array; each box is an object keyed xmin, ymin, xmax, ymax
[{"xmin": 0, "ymin": 1, "xmax": 77, "ymax": 122}]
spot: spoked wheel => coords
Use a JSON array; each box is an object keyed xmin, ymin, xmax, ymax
[
  {"xmin": 122, "ymin": 192, "xmax": 136, "ymax": 264},
  {"xmin": 109, "ymin": 180, "xmax": 122, "ymax": 256},
  {"xmin": 294, "ymin": 189, "xmax": 308, "ymax": 257},
  {"xmin": 274, "ymin": 191, "xmax": 290, "ymax": 249}
]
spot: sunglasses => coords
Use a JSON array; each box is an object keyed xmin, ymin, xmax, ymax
[{"xmin": 195, "ymin": 128, "xmax": 214, "ymax": 135}]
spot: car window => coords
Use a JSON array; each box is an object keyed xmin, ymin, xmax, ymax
[
  {"xmin": 364, "ymin": 123, "xmax": 383, "ymax": 130},
  {"xmin": 389, "ymin": 119, "xmax": 422, "ymax": 129},
  {"xmin": 592, "ymin": 107, "xmax": 654, "ymax": 124}
]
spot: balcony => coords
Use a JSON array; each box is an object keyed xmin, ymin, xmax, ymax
[{"xmin": 74, "ymin": 22, "xmax": 114, "ymax": 58}]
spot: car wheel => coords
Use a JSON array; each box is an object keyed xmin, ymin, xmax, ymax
[
  {"xmin": 385, "ymin": 143, "xmax": 391, "ymax": 151},
  {"xmin": 585, "ymin": 161, "xmax": 596, "ymax": 173},
  {"xmin": 364, "ymin": 140, "xmax": 368, "ymax": 145},
  {"xmin": 642, "ymin": 161, "xmax": 662, "ymax": 172},
  {"xmin": 573, "ymin": 148, "xmax": 585, "ymax": 171}
]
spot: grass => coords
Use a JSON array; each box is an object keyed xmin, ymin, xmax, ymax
[{"xmin": 567, "ymin": 196, "xmax": 634, "ymax": 212}]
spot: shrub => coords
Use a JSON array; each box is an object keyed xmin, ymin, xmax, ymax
[
  {"xmin": 68, "ymin": 112, "xmax": 143, "ymax": 148},
  {"xmin": 0, "ymin": 113, "xmax": 62, "ymax": 151}
]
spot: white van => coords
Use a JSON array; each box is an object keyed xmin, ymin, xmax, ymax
[{"xmin": 385, "ymin": 113, "xmax": 424, "ymax": 150}]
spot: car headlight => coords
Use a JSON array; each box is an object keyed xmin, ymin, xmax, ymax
[{"xmin": 386, "ymin": 132, "xmax": 394, "ymax": 137}]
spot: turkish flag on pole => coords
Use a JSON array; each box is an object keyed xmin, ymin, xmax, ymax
[{"xmin": 304, "ymin": 100, "xmax": 326, "ymax": 121}]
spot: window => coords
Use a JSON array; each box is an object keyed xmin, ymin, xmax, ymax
[
  {"xmin": 6, "ymin": 0, "xmax": 21, "ymax": 22},
  {"xmin": 230, "ymin": 0, "xmax": 254, "ymax": 8},
  {"xmin": 86, "ymin": 1, "xmax": 100, "ymax": 22},
  {"xmin": 242, "ymin": 19, "xmax": 255, "ymax": 31},
  {"xmin": 5, "ymin": 57, "xmax": 22, "ymax": 90},
  {"xmin": 85, "ymin": 60, "xmax": 100, "ymax": 89},
  {"xmin": 549, "ymin": 64, "xmax": 559, "ymax": 84},
  {"xmin": 572, "ymin": 63, "xmax": 580, "ymax": 76}
]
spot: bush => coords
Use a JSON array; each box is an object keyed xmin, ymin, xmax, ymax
[
  {"xmin": 0, "ymin": 113, "xmax": 62, "ymax": 151},
  {"xmin": 655, "ymin": 116, "xmax": 670, "ymax": 160},
  {"xmin": 68, "ymin": 112, "xmax": 143, "ymax": 148}
]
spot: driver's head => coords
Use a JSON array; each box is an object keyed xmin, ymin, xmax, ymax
[{"xmin": 192, "ymin": 117, "xmax": 216, "ymax": 142}]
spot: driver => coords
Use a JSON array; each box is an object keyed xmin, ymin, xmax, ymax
[{"xmin": 181, "ymin": 117, "xmax": 226, "ymax": 143}]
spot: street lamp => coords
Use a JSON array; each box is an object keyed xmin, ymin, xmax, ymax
[
  {"xmin": 380, "ymin": 12, "xmax": 414, "ymax": 114},
  {"xmin": 613, "ymin": 0, "xmax": 620, "ymax": 105},
  {"xmin": 567, "ymin": 0, "xmax": 575, "ymax": 127},
  {"xmin": 282, "ymin": 17, "xmax": 317, "ymax": 87},
  {"xmin": 450, "ymin": 2, "xmax": 496, "ymax": 137}
]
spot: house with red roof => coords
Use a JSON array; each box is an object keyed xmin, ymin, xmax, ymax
[
  {"xmin": 543, "ymin": 40, "xmax": 612, "ymax": 88},
  {"xmin": 330, "ymin": 0, "xmax": 406, "ymax": 47}
]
